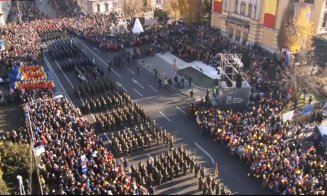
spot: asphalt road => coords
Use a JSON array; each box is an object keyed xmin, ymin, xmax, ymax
[{"xmin": 42, "ymin": 37, "xmax": 274, "ymax": 195}]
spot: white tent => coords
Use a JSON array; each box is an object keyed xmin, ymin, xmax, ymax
[{"xmin": 132, "ymin": 18, "xmax": 144, "ymax": 34}]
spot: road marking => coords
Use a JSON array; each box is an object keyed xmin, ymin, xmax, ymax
[
  {"xmin": 176, "ymin": 106, "xmax": 186, "ymax": 115},
  {"xmin": 104, "ymin": 133, "xmax": 110, "ymax": 141},
  {"xmin": 159, "ymin": 111, "xmax": 171, "ymax": 122},
  {"xmin": 77, "ymin": 39, "xmax": 122, "ymax": 78},
  {"xmin": 90, "ymin": 113, "xmax": 96, "ymax": 122},
  {"xmin": 127, "ymin": 68, "xmax": 136, "ymax": 75},
  {"xmin": 116, "ymin": 82, "xmax": 128, "ymax": 92},
  {"xmin": 148, "ymin": 84, "xmax": 158, "ymax": 93},
  {"xmin": 44, "ymin": 55, "xmax": 72, "ymax": 103},
  {"xmin": 93, "ymin": 46, "xmax": 101, "ymax": 52},
  {"xmin": 54, "ymin": 60, "xmax": 84, "ymax": 105},
  {"xmin": 132, "ymin": 78, "xmax": 144, "ymax": 89},
  {"xmin": 134, "ymin": 88, "xmax": 143, "ymax": 97},
  {"xmin": 195, "ymin": 142, "xmax": 215, "ymax": 164},
  {"xmin": 54, "ymin": 60, "xmax": 74, "ymax": 88}
]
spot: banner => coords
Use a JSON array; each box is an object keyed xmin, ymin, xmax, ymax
[
  {"xmin": 34, "ymin": 145, "xmax": 45, "ymax": 157},
  {"xmin": 283, "ymin": 110, "xmax": 294, "ymax": 122},
  {"xmin": 302, "ymin": 104, "xmax": 314, "ymax": 116},
  {"xmin": 80, "ymin": 154, "xmax": 88, "ymax": 174},
  {"xmin": 0, "ymin": 40, "xmax": 6, "ymax": 51}
]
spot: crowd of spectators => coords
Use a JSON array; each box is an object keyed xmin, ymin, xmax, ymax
[
  {"xmin": 1, "ymin": 1, "xmax": 326, "ymax": 194},
  {"xmin": 191, "ymin": 40, "xmax": 327, "ymax": 195},
  {"xmin": 28, "ymin": 97, "xmax": 149, "ymax": 195}
]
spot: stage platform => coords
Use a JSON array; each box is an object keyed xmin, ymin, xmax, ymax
[{"xmin": 157, "ymin": 52, "xmax": 223, "ymax": 80}]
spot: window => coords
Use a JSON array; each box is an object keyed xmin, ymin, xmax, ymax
[
  {"xmin": 304, "ymin": 0, "xmax": 315, "ymax": 4},
  {"xmin": 322, "ymin": 12, "xmax": 327, "ymax": 27},
  {"xmin": 229, "ymin": 27, "xmax": 234, "ymax": 38},
  {"xmin": 248, "ymin": 3, "xmax": 253, "ymax": 18},
  {"xmin": 243, "ymin": 30, "xmax": 248, "ymax": 44},
  {"xmin": 253, "ymin": 4, "xmax": 257, "ymax": 19},
  {"xmin": 97, "ymin": 4, "xmax": 101, "ymax": 13},
  {"xmin": 105, "ymin": 3, "xmax": 109, "ymax": 12},
  {"xmin": 236, "ymin": 28, "xmax": 241, "ymax": 41},
  {"xmin": 234, "ymin": 0, "xmax": 239, "ymax": 14},
  {"xmin": 240, "ymin": 1, "xmax": 246, "ymax": 16}
]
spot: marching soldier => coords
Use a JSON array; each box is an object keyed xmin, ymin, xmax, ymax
[
  {"xmin": 194, "ymin": 163, "xmax": 200, "ymax": 177},
  {"xmin": 208, "ymin": 187, "xmax": 214, "ymax": 195},
  {"xmin": 203, "ymin": 181, "xmax": 209, "ymax": 195},
  {"xmin": 169, "ymin": 166, "xmax": 174, "ymax": 180},
  {"xmin": 162, "ymin": 168, "xmax": 168, "ymax": 182},
  {"xmin": 174, "ymin": 163, "xmax": 179, "ymax": 177},
  {"xmin": 215, "ymin": 181, "xmax": 220, "ymax": 195},
  {"xmin": 200, "ymin": 166, "xmax": 206, "ymax": 178},
  {"xmin": 169, "ymin": 135, "xmax": 174, "ymax": 151},
  {"xmin": 220, "ymin": 186, "xmax": 225, "ymax": 195},
  {"xmin": 198, "ymin": 177, "xmax": 203, "ymax": 191},
  {"xmin": 182, "ymin": 161, "xmax": 187, "ymax": 175},
  {"xmin": 165, "ymin": 133, "xmax": 169, "ymax": 147}
]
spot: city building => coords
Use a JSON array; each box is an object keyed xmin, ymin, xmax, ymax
[
  {"xmin": 76, "ymin": 0, "xmax": 123, "ymax": 15},
  {"xmin": 0, "ymin": 1, "xmax": 11, "ymax": 27},
  {"xmin": 211, "ymin": 0, "xmax": 327, "ymax": 52}
]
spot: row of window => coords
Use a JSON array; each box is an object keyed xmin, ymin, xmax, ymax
[
  {"xmin": 233, "ymin": 0, "xmax": 256, "ymax": 18},
  {"xmin": 97, "ymin": 3, "xmax": 110, "ymax": 13},
  {"xmin": 294, "ymin": 0, "xmax": 315, "ymax": 4}
]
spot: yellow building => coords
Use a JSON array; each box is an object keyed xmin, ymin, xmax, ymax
[{"xmin": 211, "ymin": 0, "xmax": 327, "ymax": 52}]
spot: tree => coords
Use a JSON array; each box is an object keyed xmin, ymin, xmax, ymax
[
  {"xmin": 312, "ymin": 36, "xmax": 327, "ymax": 71},
  {"xmin": 166, "ymin": 0, "xmax": 208, "ymax": 24},
  {"xmin": 278, "ymin": 4, "xmax": 314, "ymax": 54},
  {"xmin": 154, "ymin": 8, "xmax": 169, "ymax": 24},
  {"xmin": 0, "ymin": 142, "xmax": 32, "ymax": 194}
]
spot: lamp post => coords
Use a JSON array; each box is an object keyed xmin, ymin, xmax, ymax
[{"xmin": 17, "ymin": 175, "xmax": 26, "ymax": 195}]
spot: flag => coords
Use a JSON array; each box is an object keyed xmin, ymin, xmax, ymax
[
  {"xmin": 213, "ymin": 0, "xmax": 222, "ymax": 14},
  {"xmin": 263, "ymin": 0, "xmax": 277, "ymax": 29},
  {"xmin": 214, "ymin": 163, "xmax": 219, "ymax": 177}
]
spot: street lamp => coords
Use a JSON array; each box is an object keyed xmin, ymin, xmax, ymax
[{"xmin": 17, "ymin": 175, "xmax": 26, "ymax": 195}]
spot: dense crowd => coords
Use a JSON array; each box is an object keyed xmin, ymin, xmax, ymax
[
  {"xmin": 192, "ymin": 46, "xmax": 327, "ymax": 195},
  {"xmin": 1, "ymin": 0, "xmax": 326, "ymax": 194},
  {"xmin": 26, "ymin": 97, "xmax": 149, "ymax": 195}
]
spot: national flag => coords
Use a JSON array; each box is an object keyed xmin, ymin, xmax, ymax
[
  {"xmin": 263, "ymin": 0, "xmax": 277, "ymax": 29},
  {"xmin": 213, "ymin": 0, "xmax": 222, "ymax": 14}
]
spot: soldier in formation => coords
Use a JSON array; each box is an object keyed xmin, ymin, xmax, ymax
[
  {"xmin": 130, "ymin": 147, "xmax": 197, "ymax": 188},
  {"xmin": 198, "ymin": 174, "xmax": 232, "ymax": 195}
]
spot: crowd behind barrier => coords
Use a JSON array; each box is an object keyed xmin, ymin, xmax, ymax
[
  {"xmin": 189, "ymin": 45, "xmax": 327, "ymax": 195},
  {"xmin": 0, "ymin": 1, "xmax": 326, "ymax": 194}
]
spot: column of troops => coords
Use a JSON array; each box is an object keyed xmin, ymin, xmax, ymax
[
  {"xmin": 48, "ymin": 38, "xmax": 79, "ymax": 59},
  {"xmin": 130, "ymin": 146, "xmax": 196, "ymax": 187},
  {"xmin": 109, "ymin": 121, "xmax": 173, "ymax": 157},
  {"xmin": 95, "ymin": 102, "xmax": 146, "ymax": 132},
  {"xmin": 197, "ymin": 170, "xmax": 232, "ymax": 195},
  {"xmin": 74, "ymin": 76, "xmax": 118, "ymax": 98},
  {"xmin": 39, "ymin": 30, "xmax": 67, "ymax": 43}
]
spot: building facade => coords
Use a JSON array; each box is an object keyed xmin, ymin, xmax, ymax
[
  {"xmin": 0, "ymin": 1, "xmax": 11, "ymax": 28},
  {"xmin": 77, "ymin": 0, "xmax": 123, "ymax": 15},
  {"xmin": 211, "ymin": 0, "xmax": 327, "ymax": 52}
]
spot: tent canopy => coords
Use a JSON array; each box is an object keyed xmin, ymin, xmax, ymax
[{"xmin": 132, "ymin": 18, "xmax": 144, "ymax": 34}]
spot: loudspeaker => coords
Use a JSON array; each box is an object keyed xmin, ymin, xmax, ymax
[{"xmin": 236, "ymin": 73, "xmax": 242, "ymax": 88}]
